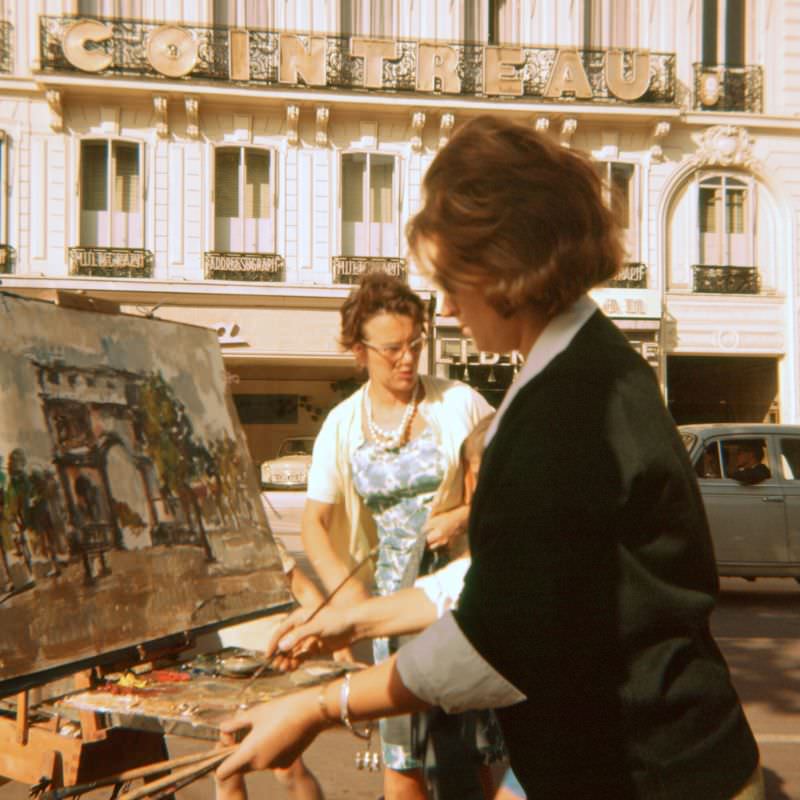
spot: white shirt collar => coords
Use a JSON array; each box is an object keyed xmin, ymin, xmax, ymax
[{"xmin": 484, "ymin": 295, "xmax": 598, "ymax": 447}]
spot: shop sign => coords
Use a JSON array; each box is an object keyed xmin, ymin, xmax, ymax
[
  {"xmin": 332, "ymin": 256, "xmax": 407, "ymax": 284},
  {"xmin": 50, "ymin": 17, "xmax": 671, "ymax": 104},
  {"xmin": 68, "ymin": 247, "xmax": 152, "ymax": 276},
  {"xmin": 590, "ymin": 288, "xmax": 661, "ymax": 320},
  {"xmin": 203, "ymin": 252, "xmax": 285, "ymax": 281}
]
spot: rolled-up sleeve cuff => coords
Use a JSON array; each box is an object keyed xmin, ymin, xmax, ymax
[{"xmin": 395, "ymin": 612, "xmax": 526, "ymax": 713}]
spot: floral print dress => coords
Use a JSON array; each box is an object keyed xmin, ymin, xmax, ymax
[{"xmin": 352, "ymin": 426, "xmax": 504, "ymax": 776}]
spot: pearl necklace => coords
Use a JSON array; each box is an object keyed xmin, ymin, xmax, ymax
[{"xmin": 365, "ymin": 382, "xmax": 419, "ymax": 450}]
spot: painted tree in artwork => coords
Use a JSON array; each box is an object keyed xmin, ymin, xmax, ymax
[{"xmin": 136, "ymin": 373, "xmax": 213, "ymax": 558}]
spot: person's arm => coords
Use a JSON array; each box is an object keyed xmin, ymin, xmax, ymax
[
  {"xmin": 216, "ymin": 656, "xmax": 429, "ymax": 778},
  {"xmin": 300, "ymin": 499, "xmax": 370, "ymax": 606},
  {"xmin": 287, "ymin": 563, "xmax": 325, "ymax": 610},
  {"xmin": 264, "ymin": 586, "xmax": 440, "ymax": 659},
  {"xmin": 422, "ymin": 503, "xmax": 469, "ymax": 550}
]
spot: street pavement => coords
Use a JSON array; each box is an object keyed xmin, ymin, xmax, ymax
[{"xmin": 1, "ymin": 492, "xmax": 799, "ymax": 799}]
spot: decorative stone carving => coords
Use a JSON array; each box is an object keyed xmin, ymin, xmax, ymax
[
  {"xmin": 286, "ymin": 104, "xmax": 299, "ymax": 146},
  {"xmin": 650, "ymin": 120, "xmax": 670, "ymax": 162},
  {"xmin": 153, "ymin": 95, "xmax": 168, "ymax": 138},
  {"xmin": 695, "ymin": 125, "xmax": 756, "ymax": 169},
  {"xmin": 185, "ymin": 97, "xmax": 199, "ymax": 139},
  {"xmin": 315, "ymin": 106, "xmax": 329, "ymax": 147},
  {"xmin": 46, "ymin": 90, "xmax": 63, "ymax": 132},
  {"xmin": 439, "ymin": 113, "xmax": 454, "ymax": 149},
  {"xmin": 410, "ymin": 111, "xmax": 425, "ymax": 152}
]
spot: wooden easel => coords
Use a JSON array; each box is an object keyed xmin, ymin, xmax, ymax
[{"xmin": 0, "ymin": 675, "xmax": 168, "ymax": 789}]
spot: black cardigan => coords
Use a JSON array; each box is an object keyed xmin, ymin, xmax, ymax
[{"xmin": 454, "ymin": 310, "xmax": 759, "ymax": 798}]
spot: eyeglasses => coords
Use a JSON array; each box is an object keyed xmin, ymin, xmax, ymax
[{"xmin": 361, "ymin": 333, "xmax": 427, "ymax": 363}]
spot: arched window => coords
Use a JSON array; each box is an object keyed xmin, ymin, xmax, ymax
[
  {"xmin": 698, "ymin": 175, "xmax": 752, "ymax": 267},
  {"xmin": 79, "ymin": 139, "xmax": 143, "ymax": 248},
  {"xmin": 213, "ymin": 146, "xmax": 275, "ymax": 254},
  {"xmin": 666, "ymin": 170, "xmax": 775, "ymax": 295}
]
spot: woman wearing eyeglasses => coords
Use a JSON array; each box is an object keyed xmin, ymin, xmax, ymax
[{"xmin": 299, "ymin": 271, "xmax": 501, "ymax": 799}]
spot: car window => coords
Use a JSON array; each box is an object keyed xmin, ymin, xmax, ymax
[
  {"xmin": 779, "ymin": 438, "xmax": 800, "ymax": 480},
  {"xmin": 696, "ymin": 442, "xmax": 722, "ymax": 479},
  {"xmin": 279, "ymin": 439, "xmax": 313, "ymax": 457},
  {"xmin": 720, "ymin": 437, "xmax": 772, "ymax": 484}
]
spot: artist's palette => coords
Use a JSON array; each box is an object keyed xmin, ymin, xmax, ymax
[{"xmin": 53, "ymin": 658, "xmax": 353, "ymax": 740}]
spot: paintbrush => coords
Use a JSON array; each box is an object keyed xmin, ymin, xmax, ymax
[
  {"xmin": 235, "ymin": 544, "xmax": 379, "ymax": 704},
  {"xmin": 36, "ymin": 745, "xmax": 237, "ymax": 800},
  {"xmin": 115, "ymin": 749, "xmax": 232, "ymax": 800}
]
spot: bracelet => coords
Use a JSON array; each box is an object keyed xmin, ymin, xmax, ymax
[{"xmin": 339, "ymin": 673, "xmax": 373, "ymax": 741}]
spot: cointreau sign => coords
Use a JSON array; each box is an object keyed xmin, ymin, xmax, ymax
[{"xmin": 39, "ymin": 16, "xmax": 675, "ymax": 105}]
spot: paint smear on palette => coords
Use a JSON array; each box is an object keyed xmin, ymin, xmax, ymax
[{"xmin": 0, "ymin": 294, "xmax": 291, "ymax": 695}]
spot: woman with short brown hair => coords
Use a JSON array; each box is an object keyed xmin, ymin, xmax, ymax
[{"xmin": 219, "ymin": 116, "xmax": 763, "ymax": 800}]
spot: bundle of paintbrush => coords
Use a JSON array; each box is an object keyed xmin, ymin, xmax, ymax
[{"xmin": 34, "ymin": 745, "xmax": 237, "ymax": 800}]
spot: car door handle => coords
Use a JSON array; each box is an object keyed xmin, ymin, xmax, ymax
[{"xmin": 762, "ymin": 496, "xmax": 784, "ymax": 503}]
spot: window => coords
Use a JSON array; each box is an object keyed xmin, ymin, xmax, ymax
[
  {"xmin": 213, "ymin": 0, "xmax": 275, "ymax": 27},
  {"xmin": 595, "ymin": 161, "xmax": 636, "ymax": 257},
  {"xmin": 698, "ymin": 175, "xmax": 752, "ymax": 266},
  {"xmin": 489, "ymin": 0, "xmax": 520, "ymax": 45},
  {"xmin": 214, "ymin": 147, "xmax": 275, "ymax": 253},
  {"xmin": 77, "ymin": 0, "xmax": 142, "ymax": 17},
  {"xmin": 341, "ymin": 152, "xmax": 398, "ymax": 257},
  {"xmin": 703, "ymin": 0, "xmax": 746, "ymax": 67},
  {"xmin": 714, "ymin": 438, "xmax": 771, "ymax": 482},
  {"xmin": 583, "ymin": 0, "xmax": 639, "ymax": 49},
  {"xmin": 696, "ymin": 442, "xmax": 723, "ymax": 479},
  {"xmin": 79, "ymin": 139, "xmax": 143, "ymax": 248},
  {"xmin": 779, "ymin": 439, "xmax": 800, "ymax": 480},
  {"xmin": 339, "ymin": 0, "xmax": 395, "ymax": 36}
]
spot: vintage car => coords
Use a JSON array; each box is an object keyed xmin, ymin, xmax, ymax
[
  {"xmin": 680, "ymin": 423, "xmax": 800, "ymax": 581},
  {"xmin": 260, "ymin": 436, "xmax": 315, "ymax": 490}
]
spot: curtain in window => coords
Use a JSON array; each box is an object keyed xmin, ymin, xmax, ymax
[
  {"xmin": 244, "ymin": 150, "xmax": 273, "ymax": 252},
  {"xmin": 111, "ymin": 141, "xmax": 141, "ymax": 247},
  {"xmin": 215, "ymin": 148, "xmax": 274, "ymax": 253},
  {"xmin": 80, "ymin": 141, "xmax": 108, "ymax": 247},
  {"xmin": 370, "ymin": 155, "xmax": 395, "ymax": 256},
  {"xmin": 215, "ymin": 149, "xmax": 240, "ymax": 251},
  {"xmin": 78, "ymin": 0, "xmax": 142, "ymax": 18},
  {"xmin": 342, "ymin": 153, "xmax": 367, "ymax": 256}
]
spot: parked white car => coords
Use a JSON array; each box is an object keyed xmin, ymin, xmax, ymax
[{"xmin": 260, "ymin": 436, "xmax": 315, "ymax": 490}]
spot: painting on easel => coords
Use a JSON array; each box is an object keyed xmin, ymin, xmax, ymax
[{"xmin": 0, "ymin": 294, "xmax": 291, "ymax": 696}]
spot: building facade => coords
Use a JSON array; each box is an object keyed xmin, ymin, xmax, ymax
[{"xmin": 0, "ymin": 1, "xmax": 798, "ymax": 462}]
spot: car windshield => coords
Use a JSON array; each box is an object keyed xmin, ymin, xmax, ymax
[{"xmin": 279, "ymin": 439, "xmax": 313, "ymax": 457}]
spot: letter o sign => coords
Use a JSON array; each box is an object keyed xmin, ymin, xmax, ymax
[{"xmin": 146, "ymin": 25, "xmax": 199, "ymax": 78}]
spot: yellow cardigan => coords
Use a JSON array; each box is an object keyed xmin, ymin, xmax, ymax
[{"xmin": 306, "ymin": 375, "xmax": 492, "ymax": 579}]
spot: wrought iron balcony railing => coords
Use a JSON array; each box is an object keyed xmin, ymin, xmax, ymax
[
  {"xmin": 693, "ymin": 64, "xmax": 763, "ymax": 113},
  {"xmin": 332, "ymin": 256, "xmax": 407, "ymax": 285},
  {"xmin": 606, "ymin": 262, "xmax": 647, "ymax": 289},
  {"xmin": 203, "ymin": 251, "xmax": 285, "ymax": 281},
  {"xmin": 0, "ymin": 21, "xmax": 11, "ymax": 73},
  {"xmin": 0, "ymin": 244, "xmax": 15, "ymax": 273},
  {"xmin": 69, "ymin": 246, "xmax": 153, "ymax": 278},
  {"xmin": 692, "ymin": 265, "xmax": 760, "ymax": 294},
  {"xmin": 39, "ymin": 15, "xmax": 676, "ymax": 104}
]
